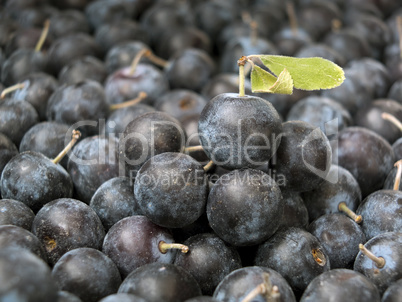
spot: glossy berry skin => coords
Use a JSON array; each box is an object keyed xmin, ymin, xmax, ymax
[
  {"xmin": 354, "ymin": 232, "xmax": 402, "ymax": 295},
  {"xmin": 0, "ymin": 199, "xmax": 35, "ymax": 230},
  {"xmin": 1, "ymin": 48, "xmax": 49, "ymax": 86},
  {"xmin": 300, "ymin": 269, "xmax": 380, "ymax": 302},
  {"xmin": 198, "ymin": 93, "xmax": 282, "ymax": 170},
  {"xmin": 381, "ymin": 279, "xmax": 402, "ymax": 302},
  {"xmin": 47, "ymin": 33, "xmax": 102, "ymax": 75},
  {"xmin": 140, "ymin": 1, "xmax": 195, "ymax": 47},
  {"xmin": 94, "ymin": 20, "xmax": 149, "ymax": 54},
  {"xmin": 46, "ymin": 80, "xmax": 109, "ymax": 137},
  {"xmin": 206, "ymin": 169, "xmax": 283, "ymax": 246},
  {"xmin": 335, "ymin": 127, "xmax": 395, "ymax": 198},
  {"xmin": 67, "ymin": 135, "xmax": 120, "ymax": 204},
  {"xmin": 383, "ymin": 166, "xmax": 400, "ymax": 191},
  {"xmin": 0, "ymin": 133, "xmax": 18, "ymax": 177},
  {"xmin": 102, "ymin": 215, "xmax": 176, "ymax": 278},
  {"xmin": 346, "ymin": 58, "xmax": 391, "ymax": 102},
  {"xmin": 19, "ymin": 121, "xmax": 71, "ymax": 169},
  {"xmin": 99, "ymin": 293, "xmax": 148, "ymax": 302},
  {"xmin": 356, "ymin": 190, "xmax": 402, "ymax": 240},
  {"xmin": 104, "ymin": 64, "xmax": 169, "ymax": 106},
  {"xmin": 48, "ymin": 9, "xmax": 90, "ymax": 37},
  {"xmin": 56, "ymin": 291, "xmax": 82, "ymax": 302},
  {"xmin": 302, "ymin": 164, "xmax": 362, "ymax": 222},
  {"xmin": 0, "ymin": 98, "xmax": 39, "ymax": 147},
  {"xmin": 52, "ymin": 248, "xmax": 122, "ymax": 302},
  {"xmin": 185, "ymin": 297, "xmax": 220, "ymax": 302},
  {"xmin": 120, "ymin": 112, "xmax": 186, "ymax": 176},
  {"xmin": 277, "ymin": 191, "xmax": 309, "ymax": 230},
  {"xmin": 118, "ymin": 262, "xmax": 202, "ymax": 302},
  {"xmin": 155, "ymin": 27, "xmax": 211, "ymax": 60},
  {"xmin": 254, "ymin": 227, "xmax": 331, "ymax": 295},
  {"xmin": 272, "ymin": 120, "xmax": 332, "ymax": 192},
  {"xmin": 104, "ymin": 41, "xmax": 149, "ymax": 74},
  {"xmin": 104, "ymin": 104, "xmax": 155, "ymax": 136},
  {"xmin": 308, "ymin": 213, "xmax": 366, "ymax": 269},
  {"xmin": 11, "ymin": 72, "xmax": 58, "ymax": 121},
  {"xmin": 286, "ymin": 96, "xmax": 352, "ymax": 137},
  {"xmin": 201, "ymin": 73, "xmax": 252, "ymax": 101},
  {"xmin": 0, "ymin": 248, "xmax": 58, "ymax": 302},
  {"xmin": 134, "ymin": 152, "xmax": 208, "ymax": 228},
  {"xmin": 174, "ymin": 233, "xmax": 242, "ymax": 295},
  {"xmin": 392, "ymin": 138, "xmax": 402, "ymax": 160},
  {"xmin": 322, "ymin": 70, "xmax": 372, "ymax": 117},
  {"xmin": 90, "ymin": 176, "xmax": 142, "ymax": 231},
  {"xmin": 32, "ymin": 198, "xmax": 105, "ymax": 265},
  {"xmin": 4, "ymin": 27, "xmax": 48, "ymax": 57},
  {"xmin": 354, "ymin": 99, "xmax": 402, "ymax": 144},
  {"xmin": 0, "ymin": 225, "xmax": 47, "ymax": 261},
  {"xmin": 58, "ymin": 56, "xmax": 107, "ymax": 86},
  {"xmin": 165, "ymin": 48, "xmax": 215, "ymax": 92},
  {"xmin": 321, "ymin": 29, "xmax": 370, "ymax": 63},
  {"xmin": 154, "ymin": 89, "xmax": 208, "ymax": 120},
  {"xmin": 213, "ymin": 266, "xmax": 296, "ymax": 302},
  {"xmin": 1, "ymin": 151, "xmax": 73, "ymax": 212}
]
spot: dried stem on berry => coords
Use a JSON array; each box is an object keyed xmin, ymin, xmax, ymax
[
  {"xmin": 359, "ymin": 244, "xmax": 385, "ymax": 269},
  {"xmin": 184, "ymin": 145, "xmax": 204, "ymax": 153},
  {"xmin": 241, "ymin": 272, "xmax": 280, "ymax": 302},
  {"xmin": 146, "ymin": 51, "xmax": 169, "ymax": 68},
  {"xmin": 158, "ymin": 241, "xmax": 189, "ymax": 254},
  {"xmin": 109, "ymin": 92, "xmax": 147, "ymax": 110},
  {"xmin": 393, "ymin": 159, "xmax": 402, "ymax": 191},
  {"xmin": 203, "ymin": 160, "xmax": 215, "ymax": 172},
  {"xmin": 129, "ymin": 48, "xmax": 149, "ymax": 75},
  {"xmin": 35, "ymin": 19, "xmax": 50, "ymax": 52},
  {"xmin": 338, "ymin": 202, "xmax": 362, "ymax": 223},
  {"xmin": 397, "ymin": 16, "xmax": 402, "ymax": 58},
  {"xmin": 0, "ymin": 83, "xmax": 25, "ymax": 99},
  {"xmin": 52, "ymin": 130, "xmax": 81, "ymax": 165},
  {"xmin": 381, "ymin": 113, "xmax": 402, "ymax": 132},
  {"xmin": 286, "ymin": 1, "xmax": 298, "ymax": 36}
]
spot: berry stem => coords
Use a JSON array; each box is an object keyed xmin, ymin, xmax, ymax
[
  {"xmin": 129, "ymin": 48, "xmax": 149, "ymax": 75},
  {"xmin": 241, "ymin": 12, "xmax": 258, "ymax": 46},
  {"xmin": 237, "ymin": 56, "xmax": 248, "ymax": 97},
  {"xmin": 331, "ymin": 19, "xmax": 342, "ymax": 32},
  {"xmin": 286, "ymin": 1, "xmax": 298, "ymax": 36},
  {"xmin": 241, "ymin": 273, "xmax": 280, "ymax": 302},
  {"xmin": 52, "ymin": 130, "xmax": 81, "ymax": 165},
  {"xmin": 129, "ymin": 48, "xmax": 168, "ymax": 75},
  {"xmin": 109, "ymin": 92, "xmax": 147, "ymax": 110},
  {"xmin": 250, "ymin": 20, "xmax": 258, "ymax": 47},
  {"xmin": 158, "ymin": 241, "xmax": 189, "ymax": 254},
  {"xmin": 184, "ymin": 145, "xmax": 204, "ymax": 153},
  {"xmin": 381, "ymin": 113, "xmax": 402, "ymax": 132},
  {"xmin": 203, "ymin": 160, "xmax": 215, "ymax": 172},
  {"xmin": 338, "ymin": 202, "xmax": 362, "ymax": 223},
  {"xmin": 397, "ymin": 16, "xmax": 402, "ymax": 58},
  {"xmin": 0, "ymin": 83, "xmax": 25, "ymax": 99},
  {"xmin": 35, "ymin": 19, "xmax": 50, "ymax": 52},
  {"xmin": 359, "ymin": 244, "xmax": 385, "ymax": 269},
  {"xmin": 146, "ymin": 51, "xmax": 169, "ymax": 69},
  {"xmin": 393, "ymin": 159, "xmax": 402, "ymax": 191}
]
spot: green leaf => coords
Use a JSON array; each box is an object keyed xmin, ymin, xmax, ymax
[
  {"xmin": 250, "ymin": 65, "xmax": 293, "ymax": 94},
  {"xmin": 258, "ymin": 55, "xmax": 345, "ymax": 91},
  {"xmin": 250, "ymin": 65, "xmax": 277, "ymax": 91}
]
